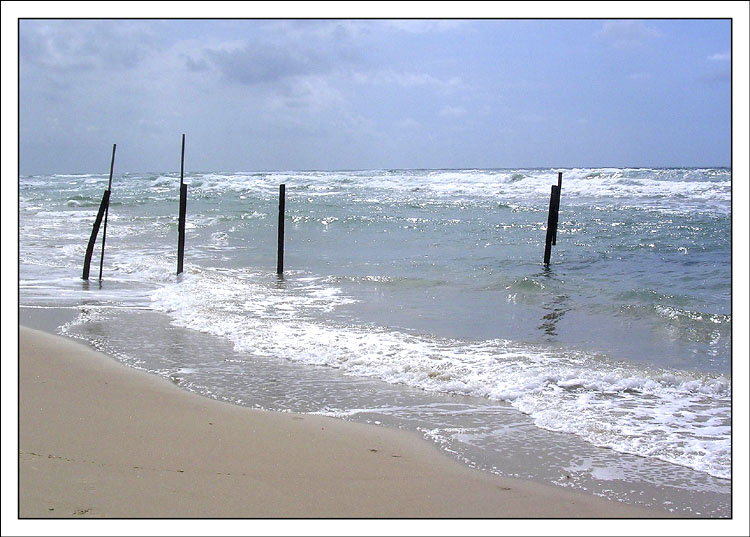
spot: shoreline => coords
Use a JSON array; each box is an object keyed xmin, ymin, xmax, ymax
[{"xmin": 17, "ymin": 325, "xmax": 667, "ymax": 519}]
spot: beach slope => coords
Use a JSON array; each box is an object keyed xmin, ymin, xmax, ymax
[{"xmin": 19, "ymin": 327, "xmax": 661, "ymax": 518}]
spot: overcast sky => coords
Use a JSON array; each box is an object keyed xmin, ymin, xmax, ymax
[{"xmin": 18, "ymin": 18, "xmax": 731, "ymax": 174}]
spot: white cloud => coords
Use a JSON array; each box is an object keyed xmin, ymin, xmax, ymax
[
  {"xmin": 396, "ymin": 118, "xmax": 421, "ymax": 130},
  {"xmin": 439, "ymin": 105, "xmax": 467, "ymax": 118},
  {"xmin": 19, "ymin": 20, "xmax": 161, "ymax": 71},
  {"xmin": 259, "ymin": 19, "xmax": 372, "ymax": 42},
  {"xmin": 708, "ymin": 52, "xmax": 730, "ymax": 61},
  {"xmin": 384, "ymin": 20, "xmax": 470, "ymax": 34},
  {"xmin": 595, "ymin": 20, "xmax": 663, "ymax": 48},
  {"xmin": 353, "ymin": 70, "xmax": 464, "ymax": 94}
]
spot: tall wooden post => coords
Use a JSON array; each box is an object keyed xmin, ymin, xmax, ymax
[
  {"xmin": 552, "ymin": 172, "xmax": 562, "ymax": 246},
  {"xmin": 277, "ymin": 184, "xmax": 286, "ymax": 275},
  {"xmin": 97, "ymin": 143, "xmax": 116, "ymax": 281},
  {"xmin": 177, "ymin": 134, "xmax": 187, "ymax": 275},
  {"xmin": 543, "ymin": 185, "xmax": 559, "ymax": 266}
]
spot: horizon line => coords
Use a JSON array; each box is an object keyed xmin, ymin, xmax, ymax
[{"xmin": 19, "ymin": 164, "xmax": 732, "ymax": 177}]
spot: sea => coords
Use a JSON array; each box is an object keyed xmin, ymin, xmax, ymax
[{"xmin": 18, "ymin": 167, "xmax": 732, "ymax": 516}]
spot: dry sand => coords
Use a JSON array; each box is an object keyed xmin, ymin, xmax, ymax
[{"xmin": 18, "ymin": 326, "xmax": 664, "ymax": 519}]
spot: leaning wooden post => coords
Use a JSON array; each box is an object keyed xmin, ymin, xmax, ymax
[
  {"xmin": 177, "ymin": 134, "xmax": 187, "ymax": 275},
  {"xmin": 97, "ymin": 143, "xmax": 117, "ymax": 281},
  {"xmin": 82, "ymin": 190, "xmax": 111, "ymax": 280},
  {"xmin": 277, "ymin": 183, "xmax": 286, "ymax": 275},
  {"xmin": 552, "ymin": 172, "xmax": 562, "ymax": 246},
  {"xmin": 543, "ymin": 185, "xmax": 559, "ymax": 266},
  {"xmin": 82, "ymin": 144, "xmax": 115, "ymax": 280}
]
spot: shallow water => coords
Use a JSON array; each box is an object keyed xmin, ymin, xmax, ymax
[{"xmin": 19, "ymin": 167, "xmax": 732, "ymax": 515}]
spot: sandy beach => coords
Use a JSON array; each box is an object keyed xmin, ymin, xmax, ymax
[{"xmin": 15, "ymin": 325, "xmax": 669, "ymax": 519}]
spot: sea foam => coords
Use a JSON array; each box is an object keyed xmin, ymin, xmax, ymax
[{"xmin": 151, "ymin": 267, "xmax": 731, "ymax": 480}]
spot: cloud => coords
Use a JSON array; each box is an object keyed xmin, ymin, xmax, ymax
[
  {"xmin": 259, "ymin": 19, "xmax": 372, "ymax": 42},
  {"xmin": 698, "ymin": 70, "xmax": 731, "ymax": 84},
  {"xmin": 203, "ymin": 43, "xmax": 335, "ymax": 85},
  {"xmin": 19, "ymin": 20, "xmax": 160, "ymax": 72},
  {"xmin": 396, "ymin": 118, "xmax": 421, "ymax": 130},
  {"xmin": 518, "ymin": 113, "xmax": 546, "ymax": 123},
  {"xmin": 384, "ymin": 20, "xmax": 470, "ymax": 34},
  {"xmin": 197, "ymin": 21, "xmax": 365, "ymax": 87},
  {"xmin": 353, "ymin": 70, "xmax": 464, "ymax": 94},
  {"xmin": 701, "ymin": 52, "xmax": 730, "ymax": 84},
  {"xmin": 707, "ymin": 52, "xmax": 730, "ymax": 61},
  {"xmin": 184, "ymin": 55, "xmax": 210, "ymax": 72},
  {"xmin": 595, "ymin": 20, "xmax": 663, "ymax": 48},
  {"xmin": 438, "ymin": 105, "xmax": 467, "ymax": 118}
]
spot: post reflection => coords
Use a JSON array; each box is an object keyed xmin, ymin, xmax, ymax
[{"xmin": 536, "ymin": 267, "xmax": 570, "ymax": 338}]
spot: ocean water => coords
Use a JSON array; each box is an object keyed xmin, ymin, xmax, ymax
[{"xmin": 18, "ymin": 167, "xmax": 732, "ymax": 515}]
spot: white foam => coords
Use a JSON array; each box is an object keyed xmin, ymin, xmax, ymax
[
  {"xmin": 150, "ymin": 267, "xmax": 731, "ymax": 480},
  {"xmin": 125, "ymin": 168, "xmax": 730, "ymax": 214}
]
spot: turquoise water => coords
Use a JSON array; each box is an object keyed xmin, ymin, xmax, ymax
[{"xmin": 19, "ymin": 167, "xmax": 732, "ymax": 515}]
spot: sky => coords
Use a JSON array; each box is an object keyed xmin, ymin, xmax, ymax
[{"xmin": 17, "ymin": 17, "xmax": 733, "ymax": 174}]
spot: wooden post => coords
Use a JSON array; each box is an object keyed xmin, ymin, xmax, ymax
[
  {"xmin": 543, "ymin": 185, "xmax": 559, "ymax": 266},
  {"xmin": 552, "ymin": 172, "xmax": 562, "ymax": 246},
  {"xmin": 177, "ymin": 183, "xmax": 187, "ymax": 275},
  {"xmin": 180, "ymin": 134, "xmax": 185, "ymax": 189},
  {"xmin": 82, "ymin": 190, "xmax": 111, "ymax": 280},
  {"xmin": 177, "ymin": 134, "xmax": 187, "ymax": 275},
  {"xmin": 277, "ymin": 183, "xmax": 286, "ymax": 275},
  {"xmin": 97, "ymin": 143, "xmax": 116, "ymax": 281}
]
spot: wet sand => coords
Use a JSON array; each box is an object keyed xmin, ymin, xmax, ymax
[{"xmin": 18, "ymin": 326, "xmax": 665, "ymax": 519}]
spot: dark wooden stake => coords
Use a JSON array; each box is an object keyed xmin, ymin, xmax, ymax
[
  {"xmin": 552, "ymin": 172, "xmax": 562, "ymax": 246},
  {"xmin": 177, "ymin": 184, "xmax": 187, "ymax": 275},
  {"xmin": 180, "ymin": 134, "xmax": 185, "ymax": 189},
  {"xmin": 82, "ymin": 189, "xmax": 111, "ymax": 280},
  {"xmin": 97, "ymin": 143, "xmax": 116, "ymax": 281},
  {"xmin": 277, "ymin": 183, "xmax": 286, "ymax": 275},
  {"xmin": 177, "ymin": 134, "xmax": 187, "ymax": 275},
  {"xmin": 543, "ymin": 185, "xmax": 559, "ymax": 266}
]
